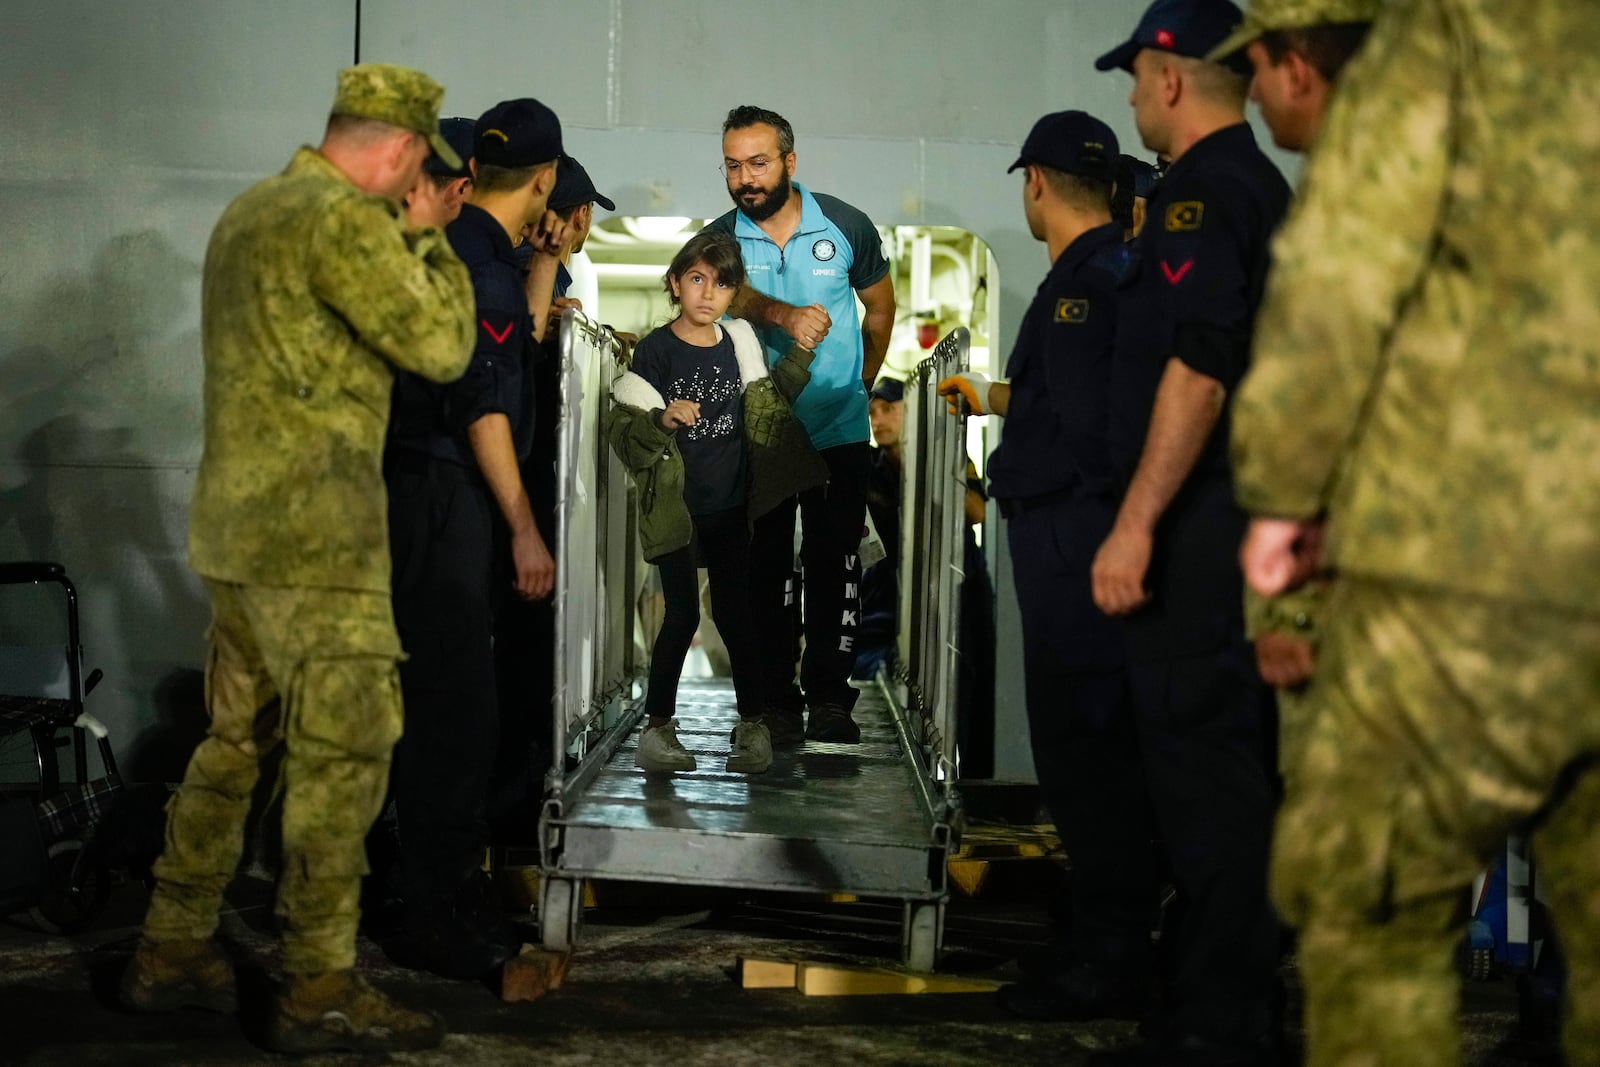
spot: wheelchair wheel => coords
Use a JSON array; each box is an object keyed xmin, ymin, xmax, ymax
[{"xmin": 29, "ymin": 838, "xmax": 110, "ymax": 935}]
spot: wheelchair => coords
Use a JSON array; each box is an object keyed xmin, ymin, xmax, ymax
[{"xmin": 0, "ymin": 561, "xmax": 121, "ymax": 933}]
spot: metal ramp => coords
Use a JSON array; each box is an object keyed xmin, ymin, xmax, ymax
[
  {"xmin": 538, "ymin": 314, "xmax": 970, "ymax": 970},
  {"xmin": 540, "ymin": 678, "xmax": 953, "ymax": 968}
]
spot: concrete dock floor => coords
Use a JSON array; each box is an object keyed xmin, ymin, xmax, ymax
[{"xmin": 0, "ymin": 866, "xmax": 1559, "ymax": 1067}]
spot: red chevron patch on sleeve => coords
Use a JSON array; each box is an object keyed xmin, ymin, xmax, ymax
[{"xmin": 1160, "ymin": 260, "xmax": 1194, "ymax": 285}]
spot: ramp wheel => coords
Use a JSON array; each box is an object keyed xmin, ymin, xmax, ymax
[
  {"xmin": 540, "ymin": 875, "xmax": 584, "ymax": 951},
  {"xmin": 901, "ymin": 899, "xmax": 943, "ymax": 973}
]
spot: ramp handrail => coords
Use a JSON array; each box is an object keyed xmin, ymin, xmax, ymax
[
  {"xmin": 892, "ymin": 328, "xmax": 970, "ymax": 803},
  {"xmin": 547, "ymin": 310, "xmax": 640, "ymax": 811}
]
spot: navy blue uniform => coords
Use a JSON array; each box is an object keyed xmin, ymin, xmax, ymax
[
  {"xmin": 1109, "ymin": 123, "xmax": 1289, "ymax": 1045},
  {"xmin": 386, "ymin": 201, "xmax": 540, "ymax": 910},
  {"xmin": 492, "ymin": 252, "xmax": 569, "ymax": 841},
  {"xmin": 991, "ymin": 221, "xmax": 1158, "ymax": 982}
]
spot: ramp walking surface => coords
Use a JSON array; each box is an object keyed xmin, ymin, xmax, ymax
[{"xmin": 549, "ymin": 679, "xmax": 941, "ymax": 897}]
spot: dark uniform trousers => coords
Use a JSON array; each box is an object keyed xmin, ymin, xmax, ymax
[
  {"xmin": 1123, "ymin": 477, "xmax": 1280, "ymax": 1042},
  {"xmin": 385, "ymin": 453, "xmax": 498, "ymax": 912},
  {"xmin": 1007, "ymin": 490, "xmax": 1159, "ymax": 979},
  {"xmin": 490, "ymin": 397, "xmax": 559, "ymax": 838},
  {"xmin": 749, "ymin": 440, "xmax": 871, "ymax": 714}
]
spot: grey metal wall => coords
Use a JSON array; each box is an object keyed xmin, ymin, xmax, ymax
[{"xmin": 0, "ymin": 0, "xmax": 1296, "ymax": 778}]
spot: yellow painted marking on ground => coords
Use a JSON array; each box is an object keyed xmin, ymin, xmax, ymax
[{"xmin": 795, "ymin": 961, "xmax": 1003, "ymax": 997}]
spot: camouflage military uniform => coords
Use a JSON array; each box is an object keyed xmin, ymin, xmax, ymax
[
  {"xmin": 1232, "ymin": 3, "xmax": 1600, "ymax": 1064},
  {"xmin": 1243, "ymin": 582, "xmax": 1319, "ymax": 769},
  {"xmin": 1208, "ymin": 0, "xmax": 1383, "ymax": 61},
  {"xmin": 1216, "ymin": 0, "xmax": 1380, "ymax": 775},
  {"xmin": 143, "ymin": 67, "xmax": 474, "ymax": 976}
]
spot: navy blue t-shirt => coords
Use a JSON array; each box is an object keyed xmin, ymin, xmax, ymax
[{"xmin": 631, "ymin": 325, "xmax": 747, "ymax": 517}]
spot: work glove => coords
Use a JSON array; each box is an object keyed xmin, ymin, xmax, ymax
[{"xmin": 936, "ymin": 371, "xmax": 993, "ymax": 415}]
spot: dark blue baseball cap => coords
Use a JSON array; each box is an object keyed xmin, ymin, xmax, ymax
[
  {"xmin": 474, "ymin": 97, "xmax": 563, "ymax": 168},
  {"xmin": 548, "ymin": 155, "xmax": 616, "ymax": 212},
  {"xmin": 1008, "ymin": 110, "xmax": 1119, "ymax": 182},
  {"xmin": 1122, "ymin": 155, "xmax": 1161, "ymax": 198},
  {"xmin": 1094, "ymin": 0, "xmax": 1247, "ymax": 72},
  {"xmin": 423, "ymin": 116, "xmax": 475, "ymax": 178},
  {"xmin": 869, "ymin": 377, "xmax": 905, "ymax": 404}
]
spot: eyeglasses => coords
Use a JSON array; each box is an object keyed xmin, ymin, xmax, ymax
[{"xmin": 721, "ymin": 156, "xmax": 774, "ymax": 178}]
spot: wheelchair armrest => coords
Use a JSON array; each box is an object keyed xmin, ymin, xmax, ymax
[{"xmin": 0, "ymin": 561, "xmax": 66, "ymax": 585}]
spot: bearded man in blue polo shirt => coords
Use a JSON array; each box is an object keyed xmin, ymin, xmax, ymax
[{"xmin": 705, "ymin": 105, "xmax": 897, "ymax": 744}]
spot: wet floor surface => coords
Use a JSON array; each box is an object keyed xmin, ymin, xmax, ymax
[
  {"xmin": 567, "ymin": 682, "xmax": 927, "ymax": 845},
  {"xmin": 0, "ymin": 867, "xmax": 1559, "ymax": 1067},
  {"xmin": 548, "ymin": 680, "xmax": 947, "ymax": 901}
]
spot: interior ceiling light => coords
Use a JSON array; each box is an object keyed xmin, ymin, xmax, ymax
[{"xmin": 621, "ymin": 216, "xmax": 696, "ymax": 243}]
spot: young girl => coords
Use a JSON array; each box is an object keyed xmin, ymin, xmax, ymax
[{"xmin": 606, "ymin": 230, "xmax": 827, "ymax": 772}]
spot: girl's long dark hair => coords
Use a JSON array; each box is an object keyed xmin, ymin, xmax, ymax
[{"xmin": 664, "ymin": 230, "xmax": 746, "ymax": 304}]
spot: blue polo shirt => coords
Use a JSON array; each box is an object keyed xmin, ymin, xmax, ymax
[{"xmin": 707, "ymin": 182, "xmax": 889, "ymax": 450}]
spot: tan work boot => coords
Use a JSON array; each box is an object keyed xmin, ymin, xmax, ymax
[
  {"xmin": 119, "ymin": 937, "xmax": 238, "ymax": 1014},
  {"xmin": 266, "ymin": 969, "xmax": 445, "ymax": 1054}
]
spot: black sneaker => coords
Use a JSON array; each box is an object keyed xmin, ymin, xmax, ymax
[
  {"xmin": 386, "ymin": 912, "xmax": 518, "ymax": 980},
  {"xmin": 761, "ymin": 710, "xmax": 806, "ymax": 747},
  {"xmin": 1084, "ymin": 1028, "xmax": 1281, "ymax": 1067},
  {"xmin": 1000, "ymin": 961, "xmax": 1146, "ymax": 1021},
  {"xmin": 805, "ymin": 703, "xmax": 861, "ymax": 744}
]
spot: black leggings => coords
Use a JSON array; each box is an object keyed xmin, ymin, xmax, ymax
[{"xmin": 645, "ymin": 507, "xmax": 766, "ymax": 721}]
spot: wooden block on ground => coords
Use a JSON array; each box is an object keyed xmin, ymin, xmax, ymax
[
  {"xmin": 947, "ymin": 858, "xmax": 991, "ymax": 898},
  {"xmin": 737, "ymin": 957, "xmax": 799, "ymax": 989},
  {"xmin": 501, "ymin": 944, "xmax": 573, "ymax": 1003},
  {"xmin": 795, "ymin": 962, "xmax": 1002, "ymax": 997}
]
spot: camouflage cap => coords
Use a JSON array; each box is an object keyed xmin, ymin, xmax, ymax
[
  {"xmin": 331, "ymin": 63, "xmax": 461, "ymax": 170},
  {"xmin": 1206, "ymin": 0, "xmax": 1382, "ymax": 61}
]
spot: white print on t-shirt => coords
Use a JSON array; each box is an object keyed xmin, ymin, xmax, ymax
[{"xmin": 671, "ymin": 362, "xmax": 740, "ymax": 443}]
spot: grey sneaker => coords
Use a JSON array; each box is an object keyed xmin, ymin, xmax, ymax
[
  {"xmin": 726, "ymin": 719, "xmax": 773, "ymax": 773},
  {"xmin": 635, "ymin": 720, "xmax": 697, "ymax": 771}
]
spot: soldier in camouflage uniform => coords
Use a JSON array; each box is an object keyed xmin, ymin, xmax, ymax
[
  {"xmin": 1207, "ymin": 0, "xmax": 1377, "ymax": 773},
  {"xmin": 1232, "ymin": 3, "xmax": 1600, "ymax": 1064},
  {"xmin": 119, "ymin": 63, "xmax": 474, "ymax": 1055}
]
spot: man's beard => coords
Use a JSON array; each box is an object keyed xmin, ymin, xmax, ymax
[{"xmin": 730, "ymin": 169, "xmax": 792, "ymax": 222}]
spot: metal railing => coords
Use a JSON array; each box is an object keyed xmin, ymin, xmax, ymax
[
  {"xmin": 543, "ymin": 310, "xmax": 642, "ymax": 835},
  {"xmin": 890, "ymin": 327, "xmax": 970, "ymax": 804}
]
